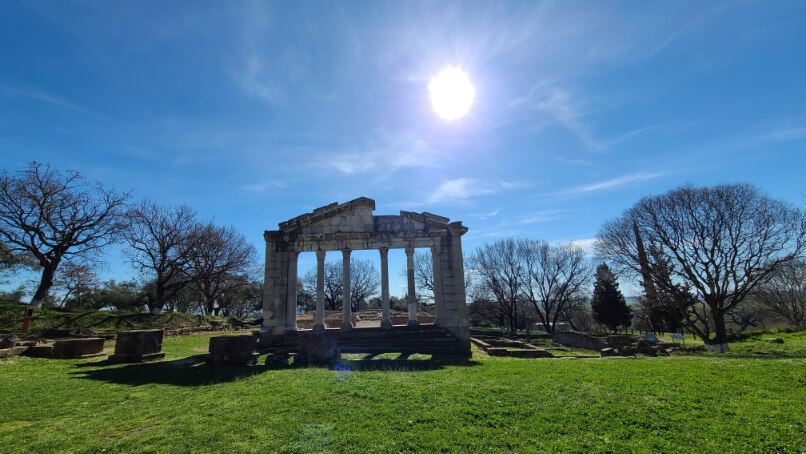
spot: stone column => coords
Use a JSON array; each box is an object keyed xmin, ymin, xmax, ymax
[
  {"xmin": 379, "ymin": 247, "xmax": 391, "ymax": 329},
  {"xmin": 341, "ymin": 249, "xmax": 352, "ymax": 331},
  {"xmin": 285, "ymin": 251, "xmax": 299, "ymax": 331},
  {"xmin": 314, "ymin": 250, "xmax": 326, "ymax": 331},
  {"xmin": 262, "ymin": 236, "xmax": 288, "ymax": 336},
  {"xmin": 431, "ymin": 244, "xmax": 443, "ymax": 324},
  {"xmin": 405, "ymin": 246, "xmax": 419, "ymax": 327}
]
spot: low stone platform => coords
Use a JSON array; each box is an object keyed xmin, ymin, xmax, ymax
[
  {"xmin": 471, "ymin": 337, "xmax": 553, "ymax": 358},
  {"xmin": 52, "ymin": 338, "xmax": 106, "ymax": 359},
  {"xmin": 109, "ymin": 329, "xmax": 165, "ymax": 363},
  {"xmin": 258, "ymin": 324, "xmax": 470, "ymax": 358},
  {"xmin": 207, "ymin": 335, "xmax": 259, "ymax": 365}
]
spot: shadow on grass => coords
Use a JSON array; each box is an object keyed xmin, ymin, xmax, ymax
[
  {"xmin": 69, "ymin": 355, "xmax": 267, "ymax": 387},
  {"xmin": 69, "ymin": 353, "xmax": 481, "ymax": 387},
  {"xmin": 325, "ymin": 356, "xmax": 481, "ymax": 372}
]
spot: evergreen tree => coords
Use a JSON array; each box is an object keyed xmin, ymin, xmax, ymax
[{"xmin": 591, "ymin": 264, "xmax": 632, "ymax": 332}]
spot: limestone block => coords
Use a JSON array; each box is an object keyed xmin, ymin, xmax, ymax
[
  {"xmin": 24, "ymin": 345, "xmax": 53, "ymax": 357},
  {"xmin": 764, "ymin": 337, "xmax": 784, "ymax": 344},
  {"xmin": 52, "ymin": 338, "xmax": 106, "ymax": 359},
  {"xmin": 109, "ymin": 329, "xmax": 165, "ymax": 363},
  {"xmin": 207, "ymin": 335, "xmax": 259, "ymax": 366},
  {"xmin": 296, "ymin": 331, "xmax": 338, "ymax": 363}
]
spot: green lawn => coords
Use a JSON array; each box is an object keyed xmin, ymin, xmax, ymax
[{"xmin": 1, "ymin": 333, "xmax": 804, "ymax": 453}]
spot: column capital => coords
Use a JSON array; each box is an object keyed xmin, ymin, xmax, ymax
[
  {"xmin": 430, "ymin": 244, "xmax": 441, "ymax": 256},
  {"xmin": 316, "ymin": 249, "xmax": 326, "ymax": 260},
  {"xmin": 405, "ymin": 246, "xmax": 414, "ymax": 257},
  {"xmin": 379, "ymin": 246, "xmax": 389, "ymax": 257}
]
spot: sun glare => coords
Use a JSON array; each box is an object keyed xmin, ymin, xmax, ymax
[{"xmin": 428, "ymin": 66, "xmax": 475, "ymax": 120}]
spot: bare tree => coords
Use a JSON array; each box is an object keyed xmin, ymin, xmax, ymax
[
  {"xmin": 468, "ymin": 238, "xmax": 526, "ymax": 335},
  {"xmin": 520, "ymin": 240, "xmax": 591, "ymax": 333},
  {"xmin": 754, "ymin": 260, "xmax": 806, "ymax": 328},
  {"xmin": 301, "ymin": 258, "xmax": 380, "ymax": 311},
  {"xmin": 412, "ymin": 252, "xmax": 435, "ymax": 303},
  {"xmin": 0, "ymin": 162, "xmax": 129, "ymax": 306},
  {"xmin": 596, "ymin": 183, "xmax": 806, "ymax": 351},
  {"xmin": 53, "ymin": 260, "xmax": 101, "ymax": 309},
  {"xmin": 123, "ymin": 200, "xmax": 200, "ymax": 314},
  {"xmin": 187, "ymin": 222, "xmax": 256, "ymax": 315},
  {"xmin": 411, "ymin": 251, "xmax": 472, "ymax": 305}
]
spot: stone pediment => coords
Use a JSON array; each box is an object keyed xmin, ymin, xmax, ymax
[
  {"xmin": 278, "ymin": 197, "xmax": 376, "ymax": 233},
  {"xmin": 266, "ymin": 197, "xmax": 467, "ymax": 251}
]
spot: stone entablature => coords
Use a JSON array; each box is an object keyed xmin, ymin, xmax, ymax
[
  {"xmin": 267, "ymin": 197, "xmax": 467, "ymax": 252},
  {"xmin": 261, "ymin": 197, "xmax": 470, "ymax": 355}
]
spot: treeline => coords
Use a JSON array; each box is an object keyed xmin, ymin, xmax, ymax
[
  {"xmin": 0, "ymin": 162, "xmax": 259, "ymax": 316},
  {"xmin": 468, "ymin": 183, "xmax": 806, "ymax": 351},
  {"xmin": 2, "ymin": 163, "xmax": 805, "ymax": 346}
]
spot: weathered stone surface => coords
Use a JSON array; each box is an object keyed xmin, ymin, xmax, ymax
[
  {"xmin": 263, "ymin": 197, "xmax": 470, "ymax": 357},
  {"xmin": 296, "ymin": 331, "xmax": 338, "ymax": 363},
  {"xmin": 109, "ymin": 329, "xmax": 165, "ymax": 363},
  {"xmin": 207, "ymin": 335, "xmax": 259, "ymax": 366},
  {"xmin": 552, "ymin": 331, "xmax": 609, "ymax": 351},
  {"xmin": 24, "ymin": 345, "xmax": 53, "ymax": 357},
  {"xmin": 51, "ymin": 338, "xmax": 105, "ymax": 359},
  {"xmin": 0, "ymin": 334, "xmax": 18, "ymax": 349},
  {"xmin": 600, "ymin": 347, "xmax": 618, "ymax": 357},
  {"xmin": 764, "ymin": 337, "xmax": 784, "ymax": 344}
]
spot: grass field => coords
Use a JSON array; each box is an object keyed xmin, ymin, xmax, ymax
[{"xmin": 1, "ymin": 332, "xmax": 804, "ymax": 453}]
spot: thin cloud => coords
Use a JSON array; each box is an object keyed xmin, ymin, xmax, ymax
[
  {"xmin": 0, "ymin": 85, "xmax": 101, "ymax": 118},
  {"xmin": 554, "ymin": 173, "xmax": 664, "ymax": 196},
  {"xmin": 428, "ymin": 178, "xmax": 500, "ymax": 204},
  {"xmin": 242, "ymin": 181, "xmax": 288, "ymax": 193},
  {"xmin": 231, "ymin": 54, "xmax": 283, "ymax": 102},
  {"xmin": 516, "ymin": 209, "xmax": 567, "ymax": 225},
  {"xmin": 760, "ymin": 126, "xmax": 806, "ymax": 142}
]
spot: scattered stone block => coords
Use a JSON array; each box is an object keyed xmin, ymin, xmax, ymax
[
  {"xmin": 637, "ymin": 346, "xmax": 658, "ymax": 357},
  {"xmin": 600, "ymin": 347, "xmax": 618, "ymax": 357},
  {"xmin": 0, "ymin": 334, "xmax": 18, "ymax": 348},
  {"xmin": 109, "ymin": 329, "xmax": 165, "ymax": 363},
  {"xmin": 207, "ymin": 335, "xmax": 259, "ymax": 366},
  {"xmin": 51, "ymin": 338, "xmax": 105, "ymax": 359},
  {"xmin": 764, "ymin": 337, "xmax": 784, "ymax": 344},
  {"xmin": 24, "ymin": 345, "xmax": 54, "ymax": 357}
]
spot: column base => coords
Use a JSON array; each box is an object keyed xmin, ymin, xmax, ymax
[
  {"xmin": 313, "ymin": 324, "xmax": 326, "ymax": 332},
  {"xmin": 341, "ymin": 323, "xmax": 353, "ymax": 332},
  {"xmin": 407, "ymin": 320, "xmax": 420, "ymax": 328},
  {"xmin": 380, "ymin": 320, "xmax": 393, "ymax": 330}
]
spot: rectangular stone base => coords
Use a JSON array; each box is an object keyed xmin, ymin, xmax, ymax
[
  {"xmin": 109, "ymin": 352, "xmax": 166, "ymax": 363},
  {"xmin": 52, "ymin": 338, "xmax": 106, "ymax": 359}
]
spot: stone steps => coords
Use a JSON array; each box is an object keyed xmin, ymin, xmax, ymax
[{"xmin": 258, "ymin": 325, "xmax": 469, "ymax": 356}]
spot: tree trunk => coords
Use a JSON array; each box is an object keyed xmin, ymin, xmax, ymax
[
  {"xmin": 31, "ymin": 264, "xmax": 57, "ymax": 307},
  {"xmin": 708, "ymin": 308, "xmax": 730, "ymax": 353}
]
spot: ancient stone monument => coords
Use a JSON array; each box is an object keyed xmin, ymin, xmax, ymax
[
  {"xmin": 259, "ymin": 197, "xmax": 470, "ymax": 359},
  {"xmin": 109, "ymin": 329, "xmax": 165, "ymax": 363}
]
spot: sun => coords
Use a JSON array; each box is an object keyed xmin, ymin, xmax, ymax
[{"xmin": 428, "ymin": 66, "xmax": 476, "ymax": 120}]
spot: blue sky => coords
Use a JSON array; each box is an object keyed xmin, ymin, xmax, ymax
[{"xmin": 2, "ymin": 1, "xmax": 805, "ymax": 297}]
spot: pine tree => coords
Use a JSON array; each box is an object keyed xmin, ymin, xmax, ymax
[{"xmin": 591, "ymin": 263, "xmax": 632, "ymax": 332}]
